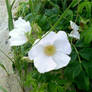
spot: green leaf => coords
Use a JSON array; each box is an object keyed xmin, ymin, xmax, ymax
[
  {"xmin": 73, "ymin": 63, "xmax": 82, "ymax": 78},
  {"xmin": 45, "ymin": 8, "xmax": 60, "ymax": 17},
  {"xmin": 29, "ymin": 0, "xmax": 42, "ymax": 14},
  {"xmin": 82, "ymin": 24, "xmax": 92, "ymax": 44},
  {"xmin": 82, "ymin": 61, "xmax": 92, "ymax": 79},
  {"xmin": 75, "ymin": 71, "xmax": 90, "ymax": 91},
  {"xmin": 75, "ymin": 39, "xmax": 91, "ymax": 48},
  {"xmin": 71, "ymin": 0, "xmax": 81, "ymax": 8},
  {"xmin": 70, "ymin": 48, "xmax": 77, "ymax": 61},
  {"xmin": 84, "ymin": 75, "xmax": 90, "ymax": 90},
  {"xmin": 79, "ymin": 48, "xmax": 92, "ymax": 61},
  {"xmin": 64, "ymin": 9, "xmax": 73, "ymax": 19},
  {"xmin": 64, "ymin": 61, "xmax": 82, "ymax": 80},
  {"xmin": 57, "ymin": 86, "xmax": 64, "ymax": 92},
  {"xmin": 78, "ymin": 1, "xmax": 92, "ymax": 18},
  {"xmin": 48, "ymin": 82, "xmax": 57, "ymax": 92}
]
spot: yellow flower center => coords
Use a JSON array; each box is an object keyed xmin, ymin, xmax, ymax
[{"xmin": 44, "ymin": 45, "xmax": 56, "ymax": 56}]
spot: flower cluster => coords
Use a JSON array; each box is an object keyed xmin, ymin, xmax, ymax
[{"xmin": 9, "ymin": 17, "xmax": 80, "ymax": 73}]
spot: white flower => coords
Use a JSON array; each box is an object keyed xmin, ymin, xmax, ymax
[
  {"xmin": 9, "ymin": 17, "xmax": 31, "ymax": 46},
  {"xmin": 14, "ymin": 17, "xmax": 31, "ymax": 33},
  {"xmin": 69, "ymin": 21, "xmax": 80, "ymax": 39},
  {"xmin": 28, "ymin": 31, "xmax": 72, "ymax": 73}
]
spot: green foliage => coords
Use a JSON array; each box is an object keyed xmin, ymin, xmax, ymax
[
  {"xmin": 8, "ymin": 0, "xmax": 92, "ymax": 92},
  {"xmin": 65, "ymin": 61, "xmax": 82, "ymax": 80},
  {"xmin": 71, "ymin": 0, "xmax": 81, "ymax": 8},
  {"xmin": 0, "ymin": 86, "xmax": 7, "ymax": 92},
  {"xmin": 80, "ymin": 48, "xmax": 92, "ymax": 61},
  {"xmin": 78, "ymin": 1, "xmax": 92, "ymax": 18},
  {"xmin": 81, "ymin": 23, "xmax": 92, "ymax": 44}
]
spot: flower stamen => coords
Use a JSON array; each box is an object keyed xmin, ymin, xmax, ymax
[{"xmin": 44, "ymin": 45, "xmax": 56, "ymax": 56}]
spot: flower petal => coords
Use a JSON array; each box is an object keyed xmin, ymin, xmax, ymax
[
  {"xmin": 28, "ymin": 44, "xmax": 44, "ymax": 60},
  {"xmin": 9, "ymin": 35, "xmax": 27, "ymax": 46},
  {"xmin": 54, "ymin": 31, "xmax": 72, "ymax": 54},
  {"xmin": 52, "ymin": 51, "xmax": 71, "ymax": 69},
  {"xmin": 39, "ymin": 31, "xmax": 56, "ymax": 45},
  {"xmin": 9, "ymin": 29, "xmax": 25, "ymax": 37},
  {"xmin": 24, "ymin": 22, "xmax": 31, "ymax": 32},
  {"xmin": 70, "ymin": 21, "xmax": 79, "ymax": 31},
  {"xmin": 56, "ymin": 31, "xmax": 68, "ymax": 40},
  {"xmin": 14, "ymin": 17, "xmax": 26, "ymax": 27},
  {"xmin": 69, "ymin": 30, "xmax": 80, "ymax": 39},
  {"xmin": 14, "ymin": 17, "xmax": 31, "ymax": 33},
  {"xmin": 34, "ymin": 56, "xmax": 56, "ymax": 73}
]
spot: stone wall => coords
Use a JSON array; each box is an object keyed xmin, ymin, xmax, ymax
[{"xmin": 0, "ymin": 0, "xmax": 27, "ymax": 92}]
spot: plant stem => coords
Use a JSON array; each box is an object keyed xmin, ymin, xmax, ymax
[
  {"xmin": 5, "ymin": 0, "xmax": 14, "ymax": 31},
  {"xmin": 72, "ymin": 44, "xmax": 82, "ymax": 63},
  {"xmin": 70, "ymin": 37, "xmax": 81, "ymax": 63}
]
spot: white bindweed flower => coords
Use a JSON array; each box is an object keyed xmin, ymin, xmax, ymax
[
  {"xmin": 9, "ymin": 17, "xmax": 31, "ymax": 46},
  {"xmin": 69, "ymin": 21, "xmax": 80, "ymax": 39},
  {"xmin": 28, "ymin": 31, "xmax": 72, "ymax": 73}
]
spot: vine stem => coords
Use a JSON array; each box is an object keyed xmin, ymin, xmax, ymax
[
  {"xmin": 70, "ymin": 37, "xmax": 81, "ymax": 63},
  {"xmin": 70, "ymin": 39, "xmax": 82, "ymax": 63},
  {"xmin": 72, "ymin": 44, "xmax": 82, "ymax": 63}
]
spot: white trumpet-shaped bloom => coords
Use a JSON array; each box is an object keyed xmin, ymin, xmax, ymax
[
  {"xmin": 9, "ymin": 17, "xmax": 31, "ymax": 46},
  {"xmin": 69, "ymin": 21, "xmax": 80, "ymax": 39},
  {"xmin": 28, "ymin": 31, "xmax": 72, "ymax": 73}
]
